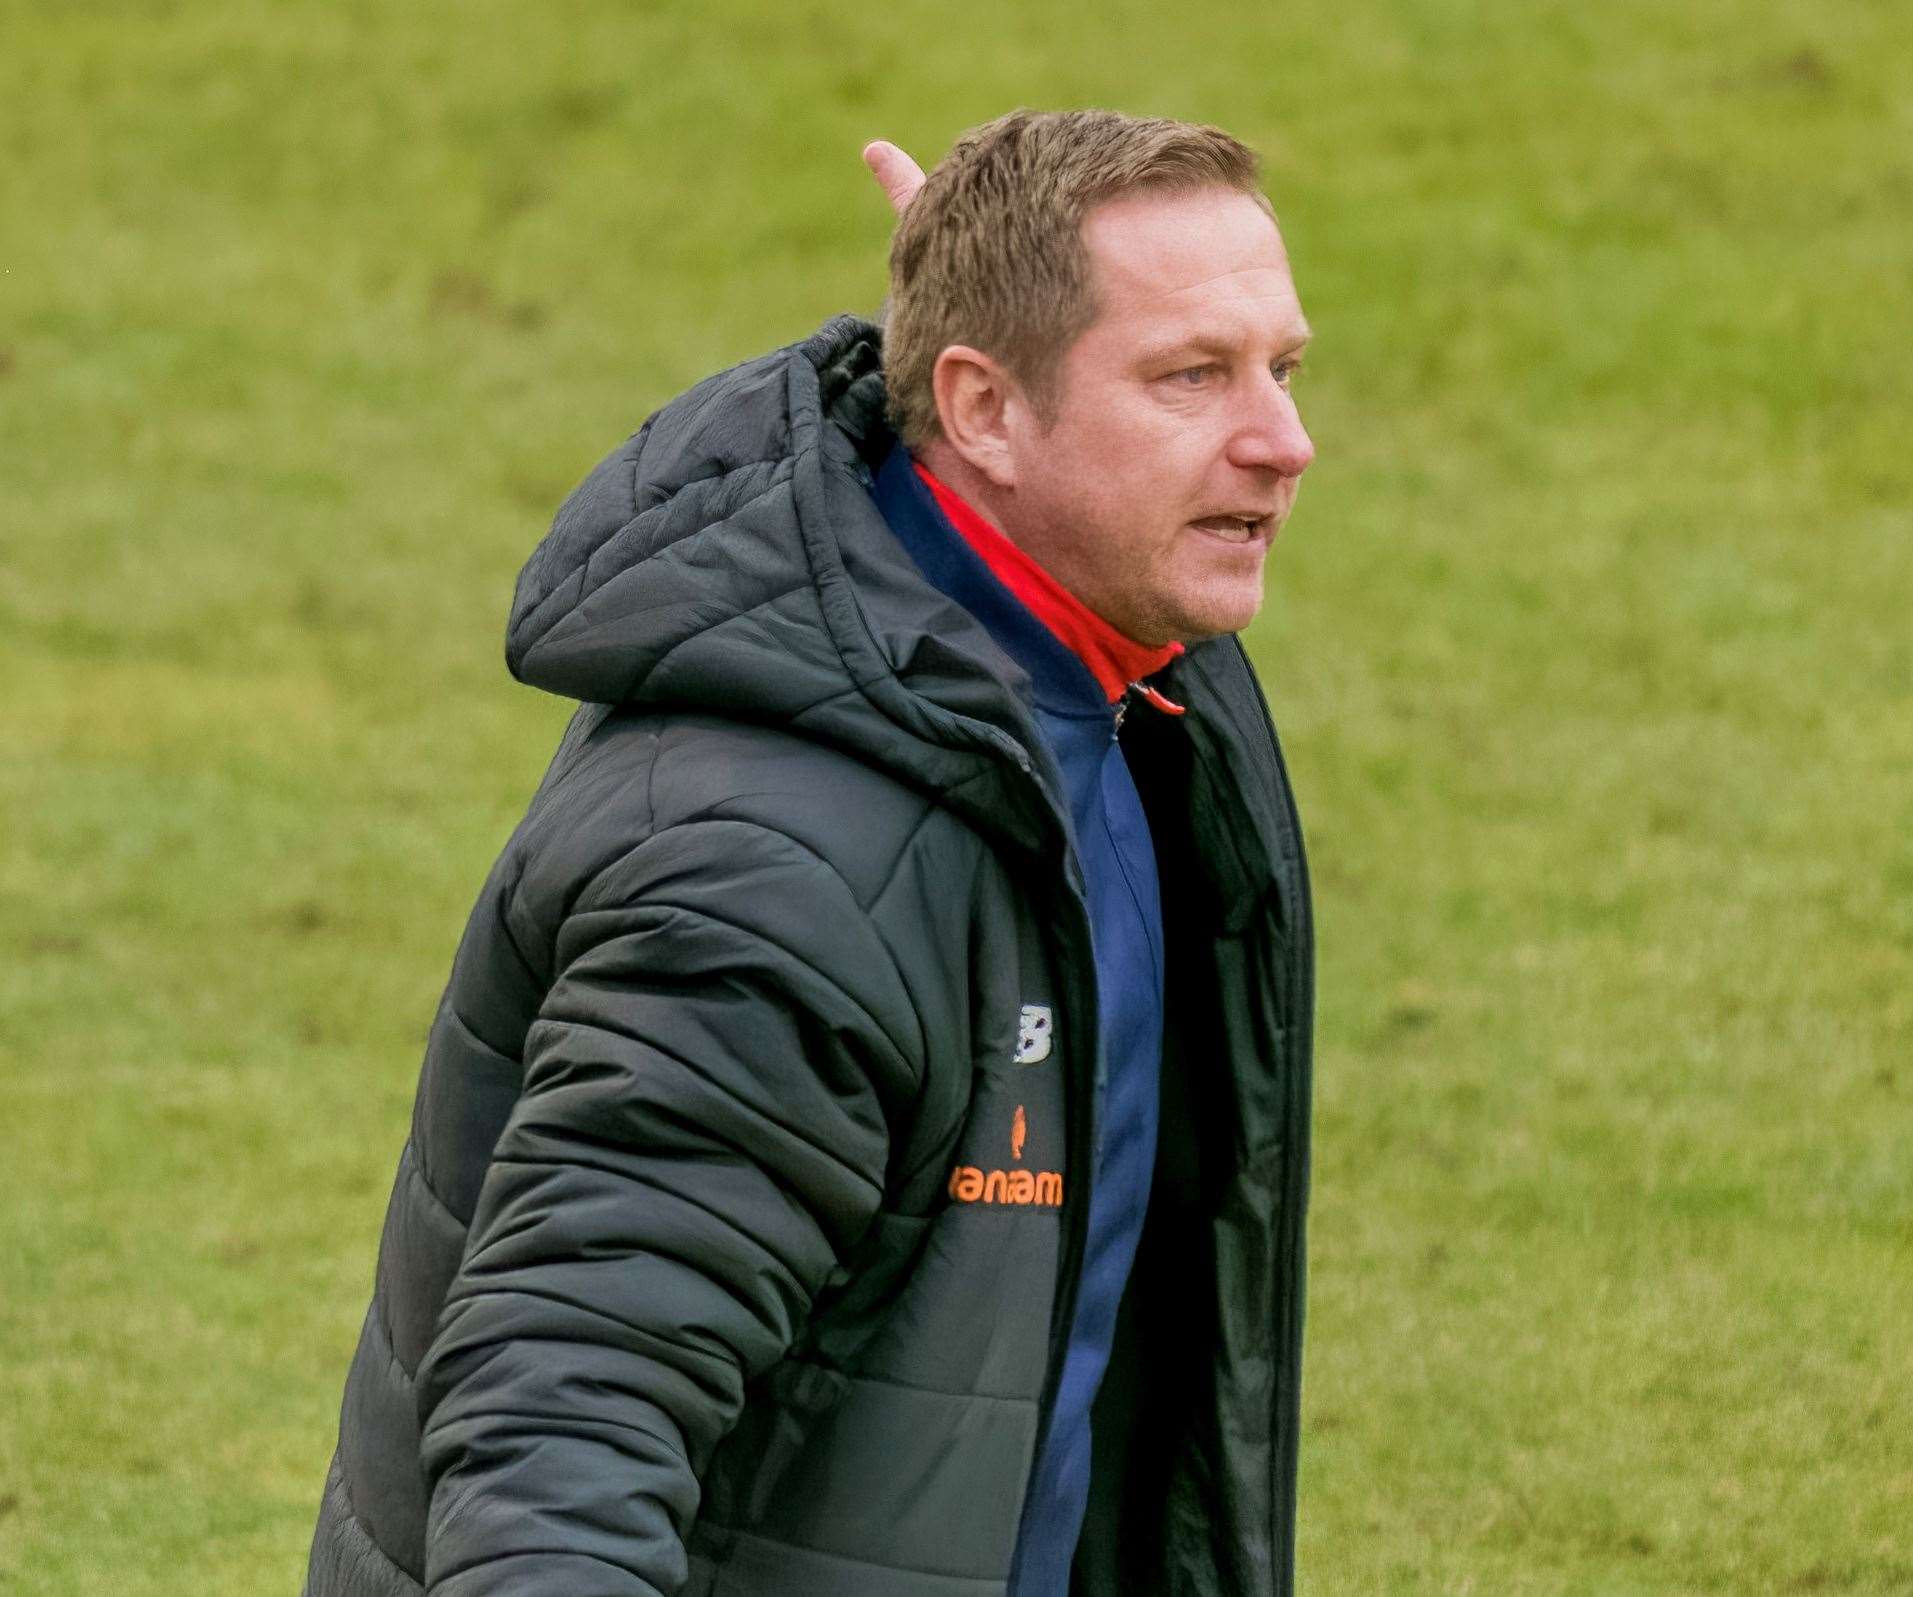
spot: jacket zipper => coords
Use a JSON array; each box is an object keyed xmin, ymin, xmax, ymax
[
  {"xmin": 1230, "ymin": 636, "xmax": 1316, "ymax": 1597},
  {"xmin": 987, "ymin": 723, "xmax": 1105, "ymax": 1586},
  {"xmin": 1014, "ymin": 862, "xmax": 1098, "ymax": 1565}
]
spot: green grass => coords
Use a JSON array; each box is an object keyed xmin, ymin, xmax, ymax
[{"xmin": 3, "ymin": 1, "xmax": 1909, "ymax": 1591}]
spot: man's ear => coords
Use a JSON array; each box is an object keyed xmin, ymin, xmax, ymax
[{"xmin": 930, "ymin": 346, "xmax": 1021, "ymax": 490}]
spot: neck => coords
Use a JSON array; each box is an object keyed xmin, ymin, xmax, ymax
[
  {"xmin": 913, "ymin": 439, "xmax": 1016, "ymax": 540},
  {"xmin": 906, "ymin": 448, "xmax": 1185, "ymax": 711},
  {"xmin": 913, "ymin": 439, "xmax": 1138, "ymax": 637}
]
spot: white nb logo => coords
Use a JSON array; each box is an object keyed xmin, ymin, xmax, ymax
[{"xmin": 1014, "ymin": 1004, "xmax": 1053, "ymax": 1065}]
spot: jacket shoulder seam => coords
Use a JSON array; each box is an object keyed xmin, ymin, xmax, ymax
[{"xmin": 562, "ymin": 873, "xmax": 919, "ymax": 1088}]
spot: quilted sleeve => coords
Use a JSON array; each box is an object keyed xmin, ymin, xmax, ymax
[{"xmin": 414, "ymin": 819, "xmax": 922, "ymax": 1597}]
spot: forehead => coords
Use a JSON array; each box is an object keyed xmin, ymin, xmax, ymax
[{"xmin": 1077, "ymin": 186, "xmax": 1309, "ymax": 350}]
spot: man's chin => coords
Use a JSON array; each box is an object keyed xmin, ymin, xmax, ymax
[
  {"xmin": 1172, "ymin": 571, "xmax": 1268, "ymax": 642},
  {"xmin": 1161, "ymin": 591, "xmax": 1264, "ymax": 645}
]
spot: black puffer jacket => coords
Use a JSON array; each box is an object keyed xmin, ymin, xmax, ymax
[{"xmin": 303, "ymin": 315, "xmax": 1314, "ymax": 1597}]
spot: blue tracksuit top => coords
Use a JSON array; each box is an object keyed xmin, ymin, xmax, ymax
[{"xmin": 868, "ymin": 441, "xmax": 1167, "ymax": 1597}]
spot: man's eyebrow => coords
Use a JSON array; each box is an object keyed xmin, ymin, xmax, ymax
[{"xmin": 1139, "ymin": 325, "xmax": 1313, "ymax": 364}]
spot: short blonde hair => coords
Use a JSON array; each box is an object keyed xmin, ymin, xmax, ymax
[{"xmin": 883, "ymin": 108, "xmax": 1272, "ymax": 450}]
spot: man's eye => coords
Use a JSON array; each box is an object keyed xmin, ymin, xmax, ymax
[
  {"xmin": 1172, "ymin": 365, "xmax": 1218, "ymax": 386},
  {"xmin": 1273, "ymin": 360, "xmax": 1304, "ymax": 389}
]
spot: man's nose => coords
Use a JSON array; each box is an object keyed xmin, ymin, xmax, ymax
[{"xmin": 1228, "ymin": 371, "xmax": 1315, "ymax": 477}]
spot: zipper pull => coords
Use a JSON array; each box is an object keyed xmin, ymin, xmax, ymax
[
  {"xmin": 1112, "ymin": 688, "xmax": 1131, "ymax": 737},
  {"xmin": 1133, "ymin": 681, "xmax": 1186, "ymax": 717}
]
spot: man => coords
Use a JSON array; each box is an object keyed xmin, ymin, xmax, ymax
[{"xmin": 305, "ymin": 109, "xmax": 1316, "ymax": 1597}]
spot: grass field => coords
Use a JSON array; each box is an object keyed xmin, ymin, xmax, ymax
[{"xmin": 3, "ymin": 0, "xmax": 1910, "ymax": 1591}]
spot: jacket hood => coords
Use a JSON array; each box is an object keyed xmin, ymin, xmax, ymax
[
  {"xmin": 506, "ymin": 314, "xmax": 1068, "ymax": 855},
  {"xmin": 505, "ymin": 314, "xmax": 1294, "ymax": 924}
]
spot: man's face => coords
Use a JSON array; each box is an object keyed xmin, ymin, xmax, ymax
[{"xmin": 1000, "ymin": 186, "xmax": 1315, "ymax": 646}]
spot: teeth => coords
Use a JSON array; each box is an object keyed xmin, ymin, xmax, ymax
[{"xmin": 1195, "ymin": 516, "xmax": 1256, "ymax": 542}]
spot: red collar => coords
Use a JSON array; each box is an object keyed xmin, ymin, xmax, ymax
[{"xmin": 913, "ymin": 462, "xmax": 1185, "ymax": 713}]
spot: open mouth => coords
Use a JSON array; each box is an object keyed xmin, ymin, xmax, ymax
[{"xmin": 1188, "ymin": 514, "xmax": 1271, "ymax": 545}]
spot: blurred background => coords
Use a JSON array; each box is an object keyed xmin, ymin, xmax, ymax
[{"xmin": 2, "ymin": 0, "xmax": 1909, "ymax": 1591}]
